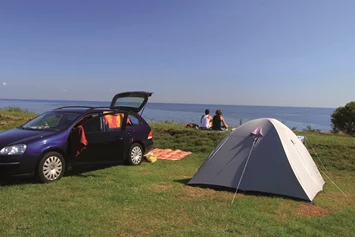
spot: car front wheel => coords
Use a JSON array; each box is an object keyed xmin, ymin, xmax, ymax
[
  {"xmin": 37, "ymin": 152, "xmax": 66, "ymax": 183},
  {"xmin": 128, "ymin": 143, "xmax": 143, "ymax": 166}
]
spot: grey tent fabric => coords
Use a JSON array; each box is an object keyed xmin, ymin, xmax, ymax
[{"xmin": 188, "ymin": 118, "xmax": 325, "ymax": 201}]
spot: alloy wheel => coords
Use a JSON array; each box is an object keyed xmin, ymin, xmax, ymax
[
  {"xmin": 42, "ymin": 155, "xmax": 63, "ymax": 181},
  {"xmin": 130, "ymin": 145, "xmax": 143, "ymax": 165}
]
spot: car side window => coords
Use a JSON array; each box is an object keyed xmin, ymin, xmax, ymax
[
  {"xmin": 78, "ymin": 114, "xmax": 103, "ymax": 133},
  {"xmin": 127, "ymin": 114, "xmax": 141, "ymax": 126}
]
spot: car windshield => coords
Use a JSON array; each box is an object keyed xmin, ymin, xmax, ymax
[{"xmin": 20, "ymin": 111, "xmax": 82, "ymax": 131}]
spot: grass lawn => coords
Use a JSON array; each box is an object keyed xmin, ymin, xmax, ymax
[{"xmin": 0, "ymin": 108, "xmax": 354, "ymax": 237}]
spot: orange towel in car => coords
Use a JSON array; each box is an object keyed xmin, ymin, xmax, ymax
[
  {"xmin": 71, "ymin": 125, "xmax": 88, "ymax": 157},
  {"xmin": 103, "ymin": 112, "xmax": 123, "ymax": 128}
]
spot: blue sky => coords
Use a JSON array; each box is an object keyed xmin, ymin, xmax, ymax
[{"xmin": 0, "ymin": 0, "xmax": 354, "ymax": 108}]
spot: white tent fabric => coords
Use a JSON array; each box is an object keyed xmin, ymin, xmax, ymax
[{"xmin": 188, "ymin": 118, "xmax": 325, "ymax": 201}]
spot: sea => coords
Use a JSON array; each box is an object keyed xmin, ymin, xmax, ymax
[{"xmin": 0, "ymin": 99, "xmax": 335, "ymax": 132}]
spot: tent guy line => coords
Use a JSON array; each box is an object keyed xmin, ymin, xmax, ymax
[{"xmin": 306, "ymin": 138, "xmax": 348, "ymax": 198}]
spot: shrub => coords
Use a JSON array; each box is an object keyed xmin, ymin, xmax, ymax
[
  {"xmin": 0, "ymin": 106, "xmax": 29, "ymax": 113},
  {"xmin": 303, "ymin": 125, "xmax": 315, "ymax": 132},
  {"xmin": 331, "ymin": 101, "xmax": 355, "ymax": 136}
]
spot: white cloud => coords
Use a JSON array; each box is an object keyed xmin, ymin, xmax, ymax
[
  {"xmin": 2, "ymin": 82, "xmax": 6, "ymax": 86},
  {"xmin": 60, "ymin": 89, "xmax": 68, "ymax": 92}
]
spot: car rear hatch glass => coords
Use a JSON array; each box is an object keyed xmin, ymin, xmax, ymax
[{"xmin": 110, "ymin": 91, "xmax": 152, "ymax": 113}]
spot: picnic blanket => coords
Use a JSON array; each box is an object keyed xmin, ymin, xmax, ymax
[{"xmin": 149, "ymin": 148, "xmax": 193, "ymax": 161}]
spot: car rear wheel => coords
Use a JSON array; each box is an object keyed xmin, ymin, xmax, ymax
[
  {"xmin": 37, "ymin": 152, "xmax": 65, "ymax": 183},
  {"xmin": 128, "ymin": 143, "xmax": 143, "ymax": 166}
]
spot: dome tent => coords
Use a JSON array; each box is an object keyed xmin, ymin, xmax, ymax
[{"xmin": 188, "ymin": 118, "xmax": 325, "ymax": 202}]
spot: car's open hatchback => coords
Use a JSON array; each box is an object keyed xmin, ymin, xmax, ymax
[{"xmin": 110, "ymin": 91, "xmax": 153, "ymax": 113}]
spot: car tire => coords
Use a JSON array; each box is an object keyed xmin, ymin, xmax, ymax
[
  {"xmin": 37, "ymin": 152, "xmax": 66, "ymax": 183},
  {"xmin": 128, "ymin": 143, "xmax": 143, "ymax": 166}
]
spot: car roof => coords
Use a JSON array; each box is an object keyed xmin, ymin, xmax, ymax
[
  {"xmin": 52, "ymin": 106, "xmax": 97, "ymax": 113},
  {"xmin": 52, "ymin": 106, "xmax": 135, "ymax": 114}
]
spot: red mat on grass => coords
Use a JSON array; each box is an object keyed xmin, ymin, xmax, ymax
[{"xmin": 150, "ymin": 148, "xmax": 193, "ymax": 161}]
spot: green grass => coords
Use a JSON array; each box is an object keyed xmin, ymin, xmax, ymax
[
  {"xmin": 0, "ymin": 107, "xmax": 37, "ymax": 131},
  {"xmin": 0, "ymin": 109, "xmax": 354, "ymax": 237}
]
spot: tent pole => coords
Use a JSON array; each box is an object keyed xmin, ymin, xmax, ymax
[{"xmin": 231, "ymin": 139, "xmax": 257, "ymax": 204}]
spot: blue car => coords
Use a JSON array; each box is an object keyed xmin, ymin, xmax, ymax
[{"xmin": 0, "ymin": 91, "xmax": 154, "ymax": 183}]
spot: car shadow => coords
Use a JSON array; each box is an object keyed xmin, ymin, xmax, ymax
[
  {"xmin": 0, "ymin": 163, "xmax": 126, "ymax": 186},
  {"xmin": 0, "ymin": 177, "xmax": 39, "ymax": 186},
  {"xmin": 65, "ymin": 163, "xmax": 125, "ymax": 178}
]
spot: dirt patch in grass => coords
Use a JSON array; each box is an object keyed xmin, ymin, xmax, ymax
[
  {"xmin": 295, "ymin": 204, "xmax": 329, "ymax": 217},
  {"xmin": 149, "ymin": 182, "xmax": 174, "ymax": 193},
  {"xmin": 277, "ymin": 202, "xmax": 329, "ymax": 220},
  {"xmin": 182, "ymin": 185, "xmax": 216, "ymax": 198}
]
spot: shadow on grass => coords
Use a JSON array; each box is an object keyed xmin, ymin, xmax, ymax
[
  {"xmin": 174, "ymin": 179, "xmax": 235, "ymax": 191},
  {"xmin": 0, "ymin": 163, "xmax": 126, "ymax": 186},
  {"xmin": 174, "ymin": 178, "xmax": 191, "ymax": 185},
  {"xmin": 0, "ymin": 177, "xmax": 38, "ymax": 186},
  {"xmin": 65, "ymin": 163, "xmax": 124, "ymax": 178},
  {"xmin": 174, "ymin": 179, "xmax": 309, "ymax": 203}
]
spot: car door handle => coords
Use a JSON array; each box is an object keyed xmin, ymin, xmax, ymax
[{"xmin": 115, "ymin": 137, "xmax": 123, "ymax": 141}]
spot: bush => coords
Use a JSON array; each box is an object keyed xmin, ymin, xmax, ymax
[
  {"xmin": 331, "ymin": 101, "xmax": 355, "ymax": 136},
  {"xmin": 303, "ymin": 125, "xmax": 315, "ymax": 132}
]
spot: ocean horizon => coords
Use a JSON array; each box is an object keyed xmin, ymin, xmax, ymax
[{"xmin": 0, "ymin": 98, "xmax": 335, "ymax": 132}]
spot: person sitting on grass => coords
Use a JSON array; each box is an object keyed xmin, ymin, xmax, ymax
[
  {"xmin": 200, "ymin": 109, "xmax": 213, "ymax": 129},
  {"xmin": 212, "ymin": 109, "xmax": 228, "ymax": 131}
]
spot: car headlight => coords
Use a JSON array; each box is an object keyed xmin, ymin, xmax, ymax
[{"xmin": 0, "ymin": 144, "xmax": 27, "ymax": 155}]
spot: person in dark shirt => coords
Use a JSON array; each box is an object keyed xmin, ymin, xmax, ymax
[{"xmin": 212, "ymin": 109, "xmax": 228, "ymax": 130}]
